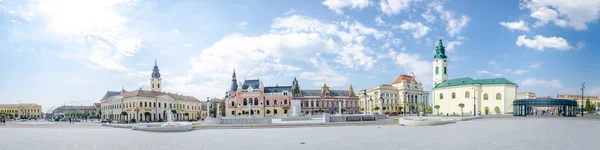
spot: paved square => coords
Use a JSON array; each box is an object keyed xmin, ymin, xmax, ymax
[{"xmin": 0, "ymin": 117, "xmax": 598, "ymax": 150}]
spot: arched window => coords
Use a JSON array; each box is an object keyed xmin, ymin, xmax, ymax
[
  {"xmin": 254, "ymin": 98, "xmax": 258, "ymax": 105},
  {"xmin": 443, "ymin": 66, "xmax": 447, "ymax": 74},
  {"xmin": 266, "ymin": 100, "xmax": 270, "ymax": 106},
  {"xmin": 140, "ymin": 102, "xmax": 142, "ymax": 107},
  {"xmin": 284, "ymin": 99, "xmax": 288, "ymax": 105},
  {"xmin": 257, "ymin": 110, "xmax": 260, "ymax": 114},
  {"xmin": 435, "ymin": 66, "xmax": 439, "ymax": 74},
  {"xmin": 496, "ymin": 93, "xmax": 501, "ymax": 100},
  {"xmin": 274, "ymin": 109, "xmax": 278, "ymax": 114},
  {"xmin": 231, "ymin": 101, "xmax": 235, "ymax": 106},
  {"xmin": 164, "ymin": 103, "xmax": 167, "ymax": 108},
  {"xmin": 284, "ymin": 109, "xmax": 288, "ymax": 114},
  {"xmin": 465, "ymin": 91, "xmax": 470, "ymax": 98},
  {"xmin": 243, "ymin": 98, "xmax": 247, "ymax": 106},
  {"xmin": 144, "ymin": 102, "xmax": 147, "ymax": 107},
  {"xmin": 274, "ymin": 100, "xmax": 278, "ymax": 106},
  {"xmin": 452, "ymin": 92, "xmax": 456, "ymax": 99},
  {"xmin": 439, "ymin": 94, "xmax": 443, "ymax": 100},
  {"xmin": 484, "ymin": 93, "xmax": 489, "ymax": 100},
  {"xmin": 158, "ymin": 84, "xmax": 160, "ymax": 88}
]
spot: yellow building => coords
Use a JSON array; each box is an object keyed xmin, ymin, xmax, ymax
[
  {"xmin": 100, "ymin": 60, "xmax": 202, "ymax": 122},
  {"xmin": 0, "ymin": 103, "xmax": 42, "ymax": 119},
  {"xmin": 359, "ymin": 72, "xmax": 429, "ymax": 115},
  {"xmin": 557, "ymin": 94, "xmax": 600, "ymax": 109}
]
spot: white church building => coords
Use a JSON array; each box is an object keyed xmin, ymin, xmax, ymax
[{"xmin": 431, "ymin": 38, "xmax": 518, "ymax": 115}]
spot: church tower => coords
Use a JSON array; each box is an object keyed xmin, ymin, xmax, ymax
[
  {"xmin": 433, "ymin": 37, "xmax": 448, "ymax": 87},
  {"xmin": 151, "ymin": 59, "xmax": 162, "ymax": 92}
]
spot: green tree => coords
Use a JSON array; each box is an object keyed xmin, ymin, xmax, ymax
[
  {"xmin": 266, "ymin": 109, "xmax": 271, "ymax": 114},
  {"xmin": 91, "ymin": 112, "xmax": 96, "ymax": 118},
  {"xmin": 434, "ymin": 105, "xmax": 440, "ymax": 115},
  {"xmin": 341, "ymin": 108, "xmax": 346, "ymax": 114},
  {"xmin": 383, "ymin": 106, "xmax": 387, "ymax": 110},
  {"xmin": 458, "ymin": 103, "xmax": 465, "ymax": 115},
  {"xmin": 585, "ymin": 99, "xmax": 594, "ymax": 114},
  {"xmin": 144, "ymin": 112, "xmax": 151, "ymax": 122},
  {"xmin": 183, "ymin": 112, "xmax": 189, "ymax": 121},
  {"xmin": 360, "ymin": 108, "xmax": 364, "ymax": 111},
  {"xmin": 494, "ymin": 106, "xmax": 501, "ymax": 114},
  {"xmin": 120, "ymin": 111, "xmax": 128, "ymax": 123},
  {"xmin": 373, "ymin": 106, "xmax": 380, "ymax": 111},
  {"xmin": 484, "ymin": 107, "xmax": 490, "ymax": 115}
]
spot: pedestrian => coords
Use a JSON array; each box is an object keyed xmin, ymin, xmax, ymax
[
  {"xmin": 69, "ymin": 118, "xmax": 72, "ymax": 124},
  {"xmin": 2, "ymin": 116, "xmax": 5, "ymax": 125}
]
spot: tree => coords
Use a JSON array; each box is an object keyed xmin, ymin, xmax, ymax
[
  {"xmin": 266, "ymin": 109, "xmax": 271, "ymax": 114},
  {"xmin": 144, "ymin": 112, "xmax": 151, "ymax": 122},
  {"xmin": 434, "ymin": 105, "xmax": 440, "ymax": 115},
  {"xmin": 120, "ymin": 111, "xmax": 128, "ymax": 123},
  {"xmin": 494, "ymin": 106, "xmax": 501, "ymax": 115},
  {"xmin": 382, "ymin": 106, "xmax": 387, "ymax": 110},
  {"xmin": 91, "ymin": 112, "xmax": 96, "ymax": 118},
  {"xmin": 484, "ymin": 107, "xmax": 490, "ymax": 115},
  {"xmin": 171, "ymin": 110, "xmax": 177, "ymax": 120},
  {"xmin": 341, "ymin": 108, "xmax": 346, "ymax": 114},
  {"xmin": 360, "ymin": 108, "xmax": 364, "ymax": 111},
  {"xmin": 458, "ymin": 103, "xmax": 465, "ymax": 115},
  {"xmin": 585, "ymin": 99, "xmax": 595, "ymax": 114},
  {"xmin": 183, "ymin": 112, "xmax": 189, "ymax": 121},
  {"xmin": 373, "ymin": 106, "xmax": 380, "ymax": 111},
  {"xmin": 98, "ymin": 110, "xmax": 102, "ymax": 118}
]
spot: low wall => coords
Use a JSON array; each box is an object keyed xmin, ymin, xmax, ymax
[
  {"xmin": 218, "ymin": 117, "xmax": 272, "ymax": 124},
  {"xmin": 101, "ymin": 123, "xmax": 133, "ymax": 129},
  {"xmin": 398, "ymin": 117, "xmax": 456, "ymax": 126},
  {"xmin": 328, "ymin": 114, "xmax": 385, "ymax": 122},
  {"xmin": 280, "ymin": 117, "xmax": 312, "ymax": 121}
]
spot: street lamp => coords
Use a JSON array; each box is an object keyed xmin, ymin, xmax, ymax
[
  {"xmin": 472, "ymin": 85, "xmax": 476, "ymax": 116},
  {"xmin": 379, "ymin": 94, "xmax": 384, "ymax": 115},
  {"xmin": 581, "ymin": 82, "xmax": 585, "ymax": 116},
  {"xmin": 403, "ymin": 92, "xmax": 407, "ymax": 115},
  {"xmin": 362, "ymin": 89, "xmax": 367, "ymax": 115}
]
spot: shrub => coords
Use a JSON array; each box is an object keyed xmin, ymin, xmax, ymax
[{"xmin": 484, "ymin": 107, "xmax": 490, "ymax": 115}]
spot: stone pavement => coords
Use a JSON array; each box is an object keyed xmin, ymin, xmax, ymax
[{"xmin": 0, "ymin": 117, "xmax": 599, "ymax": 150}]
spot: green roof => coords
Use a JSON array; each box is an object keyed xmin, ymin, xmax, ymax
[{"xmin": 434, "ymin": 77, "xmax": 516, "ymax": 88}]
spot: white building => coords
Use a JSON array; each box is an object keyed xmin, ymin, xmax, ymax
[
  {"xmin": 517, "ymin": 92, "xmax": 537, "ymax": 99},
  {"xmin": 359, "ymin": 72, "xmax": 429, "ymax": 115},
  {"xmin": 432, "ymin": 38, "xmax": 518, "ymax": 115}
]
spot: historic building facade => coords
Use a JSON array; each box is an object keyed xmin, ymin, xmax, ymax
[
  {"xmin": 557, "ymin": 94, "xmax": 600, "ymax": 109},
  {"xmin": 52, "ymin": 105, "xmax": 97, "ymax": 118},
  {"xmin": 225, "ymin": 71, "xmax": 359, "ymax": 117},
  {"xmin": 359, "ymin": 72, "xmax": 429, "ymax": 114},
  {"xmin": 432, "ymin": 38, "xmax": 518, "ymax": 115},
  {"xmin": 0, "ymin": 103, "xmax": 42, "ymax": 119},
  {"xmin": 294, "ymin": 79, "xmax": 360, "ymax": 115},
  {"xmin": 100, "ymin": 60, "xmax": 202, "ymax": 122}
]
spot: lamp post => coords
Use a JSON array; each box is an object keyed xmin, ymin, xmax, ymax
[
  {"xmin": 362, "ymin": 89, "xmax": 367, "ymax": 115},
  {"xmin": 403, "ymin": 92, "xmax": 407, "ymax": 115},
  {"xmin": 473, "ymin": 85, "xmax": 476, "ymax": 116},
  {"xmin": 379, "ymin": 94, "xmax": 384, "ymax": 115},
  {"xmin": 581, "ymin": 82, "xmax": 585, "ymax": 116}
]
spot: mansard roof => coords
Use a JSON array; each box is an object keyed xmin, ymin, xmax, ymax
[
  {"xmin": 114, "ymin": 90, "xmax": 200, "ymax": 102},
  {"xmin": 242, "ymin": 79, "xmax": 260, "ymax": 89},
  {"xmin": 264, "ymin": 86, "xmax": 292, "ymax": 93}
]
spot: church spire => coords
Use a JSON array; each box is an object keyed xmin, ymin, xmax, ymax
[
  {"xmin": 434, "ymin": 36, "xmax": 447, "ymax": 59},
  {"xmin": 229, "ymin": 68, "xmax": 238, "ymax": 92}
]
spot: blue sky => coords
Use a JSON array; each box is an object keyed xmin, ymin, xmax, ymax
[{"xmin": 1, "ymin": 0, "xmax": 599, "ymax": 111}]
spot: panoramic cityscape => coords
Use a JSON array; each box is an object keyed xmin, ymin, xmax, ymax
[{"xmin": 1, "ymin": 0, "xmax": 599, "ymax": 149}]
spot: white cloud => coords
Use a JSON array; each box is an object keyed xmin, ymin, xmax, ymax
[
  {"xmin": 445, "ymin": 40, "xmax": 462, "ymax": 53},
  {"xmin": 529, "ymin": 63, "xmax": 541, "ymax": 68},
  {"xmin": 576, "ymin": 41, "xmax": 586, "ymax": 49},
  {"xmin": 427, "ymin": 1, "xmax": 470, "ymax": 37},
  {"xmin": 476, "ymin": 70, "xmax": 502, "ymax": 77},
  {"xmin": 380, "ymin": 0, "xmax": 420, "ymax": 16},
  {"xmin": 586, "ymin": 87, "xmax": 600, "ymax": 96},
  {"xmin": 391, "ymin": 52, "xmax": 432, "ymax": 87},
  {"xmin": 421, "ymin": 9, "xmax": 435, "ymax": 23},
  {"xmin": 283, "ymin": 9, "xmax": 296, "ymax": 15},
  {"xmin": 393, "ymin": 21, "xmax": 430, "ymax": 39},
  {"xmin": 489, "ymin": 61, "xmax": 498, "ymax": 68},
  {"xmin": 184, "ymin": 44, "xmax": 194, "ymax": 47},
  {"xmin": 299, "ymin": 57, "xmax": 349, "ymax": 87},
  {"xmin": 322, "ymin": 0, "xmax": 371, "ymax": 15},
  {"xmin": 520, "ymin": 0, "xmax": 600, "ymax": 30},
  {"xmin": 513, "ymin": 70, "xmax": 529, "ymax": 75},
  {"xmin": 367, "ymin": 76, "xmax": 376, "ymax": 79},
  {"xmin": 499, "ymin": 20, "xmax": 530, "ymax": 31},
  {"xmin": 516, "ymin": 35, "xmax": 571, "ymax": 51},
  {"xmin": 238, "ymin": 22, "xmax": 248, "ymax": 30},
  {"xmin": 25, "ymin": 0, "xmax": 144, "ymax": 72},
  {"xmin": 522, "ymin": 78, "xmax": 562, "ymax": 89},
  {"xmin": 375, "ymin": 16, "xmax": 385, "ymax": 26}
]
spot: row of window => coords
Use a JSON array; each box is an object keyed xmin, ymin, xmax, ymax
[
  {"xmin": 230, "ymin": 109, "xmax": 288, "ymax": 115},
  {"xmin": 302, "ymin": 101, "xmax": 358, "ymax": 107},
  {"xmin": 0, "ymin": 110, "xmax": 18, "ymax": 113},
  {"xmin": 102, "ymin": 102, "xmax": 199, "ymax": 111},
  {"xmin": 435, "ymin": 66, "xmax": 447, "ymax": 75},
  {"xmin": 233, "ymin": 99, "xmax": 289, "ymax": 107},
  {"xmin": 439, "ymin": 92, "xmax": 502, "ymax": 100}
]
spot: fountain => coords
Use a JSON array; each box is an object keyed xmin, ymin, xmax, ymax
[{"xmin": 131, "ymin": 112, "xmax": 193, "ymax": 132}]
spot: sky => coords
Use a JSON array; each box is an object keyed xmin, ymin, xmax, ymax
[{"xmin": 0, "ymin": 0, "xmax": 599, "ymax": 112}]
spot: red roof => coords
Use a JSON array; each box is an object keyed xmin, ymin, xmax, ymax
[
  {"xmin": 392, "ymin": 75, "xmax": 418, "ymax": 84},
  {"xmin": 117, "ymin": 90, "xmax": 200, "ymax": 102}
]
